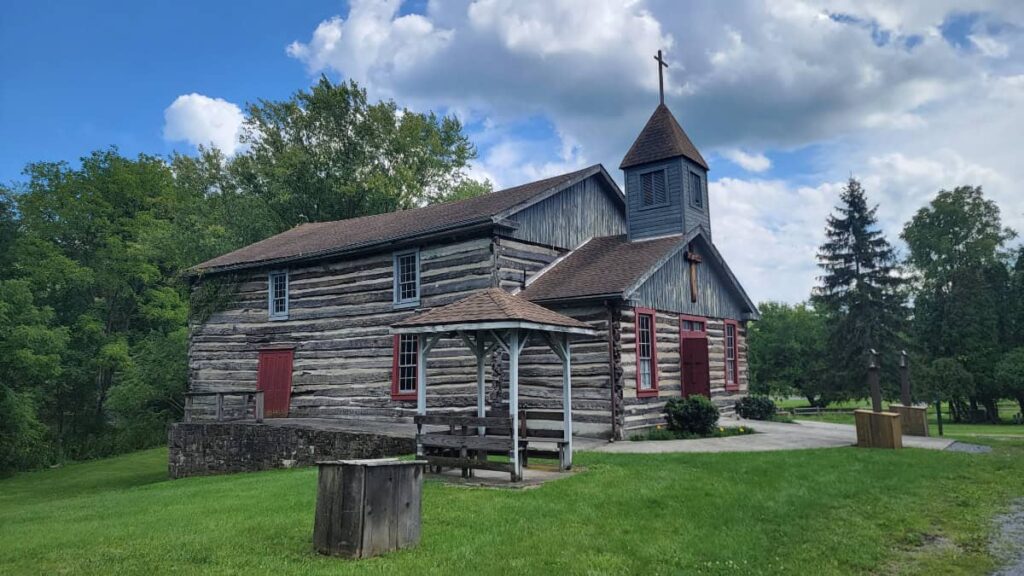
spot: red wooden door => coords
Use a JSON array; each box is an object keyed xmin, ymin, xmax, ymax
[
  {"xmin": 257, "ymin": 349, "xmax": 293, "ymax": 418},
  {"xmin": 681, "ymin": 338, "xmax": 711, "ymax": 398}
]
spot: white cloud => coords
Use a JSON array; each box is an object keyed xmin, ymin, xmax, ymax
[
  {"xmin": 163, "ymin": 93, "xmax": 244, "ymax": 155},
  {"xmin": 721, "ymin": 149, "xmax": 771, "ymax": 172},
  {"xmin": 284, "ymin": 0, "xmax": 1024, "ymax": 302},
  {"xmin": 970, "ymin": 34, "xmax": 1010, "ymax": 58}
]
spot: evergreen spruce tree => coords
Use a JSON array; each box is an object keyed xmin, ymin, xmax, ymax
[{"xmin": 813, "ymin": 178, "xmax": 906, "ymax": 402}]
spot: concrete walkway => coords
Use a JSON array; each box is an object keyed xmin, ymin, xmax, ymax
[{"xmin": 591, "ymin": 417, "xmax": 956, "ymax": 454}]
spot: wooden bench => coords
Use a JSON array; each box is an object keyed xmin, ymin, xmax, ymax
[
  {"xmin": 518, "ymin": 410, "xmax": 571, "ymax": 471},
  {"xmin": 414, "ymin": 414, "xmax": 526, "ymax": 482},
  {"xmin": 184, "ymin": 391, "xmax": 264, "ymax": 423}
]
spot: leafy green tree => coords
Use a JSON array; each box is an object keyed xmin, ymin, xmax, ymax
[
  {"xmin": 813, "ymin": 178, "xmax": 906, "ymax": 401},
  {"xmin": 901, "ymin": 185, "xmax": 1016, "ymax": 421},
  {"xmin": 10, "ymin": 150, "xmax": 190, "ymax": 457},
  {"xmin": 995, "ymin": 348, "xmax": 1024, "ymax": 417},
  {"xmin": 0, "ymin": 189, "xmax": 17, "ymax": 277},
  {"xmin": 0, "ymin": 280, "xmax": 69, "ymax": 473},
  {"xmin": 918, "ymin": 357, "xmax": 976, "ymax": 421},
  {"xmin": 222, "ymin": 76, "xmax": 484, "ymax": 245},
  {"xmin": 747, "ymin": 301, "xmax": 828, "ymax": 405}
]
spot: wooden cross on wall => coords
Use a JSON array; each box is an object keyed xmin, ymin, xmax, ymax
[
  {"xmin": 654, "ymin": 49, "xmax": 668, "ymax": 105},
  {"xmin": 684, "ymin": 244, "xmax": 702, "ymax": 303}
]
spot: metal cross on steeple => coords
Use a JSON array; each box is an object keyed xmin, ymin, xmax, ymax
[{"xmin": 654, "ymin": 49, "xmax": 669, "ymax": 105}]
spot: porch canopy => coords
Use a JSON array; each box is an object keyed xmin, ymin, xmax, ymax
[{"xmin": 390, "ymin": 288, "xmax": 596, "ymax": 477}]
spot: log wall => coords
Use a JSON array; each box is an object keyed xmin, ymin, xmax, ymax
[
  {"xmin": 619, "ymin": 307, "xmax": 749, "ymax": 433},
  {"xmin": 188, "ymin": 235, "xmax": 498, "ymax": 421}
]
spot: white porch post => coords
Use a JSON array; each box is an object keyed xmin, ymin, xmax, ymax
[
  {"xmin": 508, "ymin": 329, "xmax": 521, "ymax": 481},
  {"xmin": 416, "ymin": 333, "xmax": 428, "ymax": 416},
  {"xmin": 562, "ymin": 332, "xmax": 573, "ymax": 470},
  {"xmin": 476, "ymin": 332, "xmax": 486, "ymax": 420}
]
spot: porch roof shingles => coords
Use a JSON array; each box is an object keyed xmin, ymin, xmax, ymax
[
  {"xmin": 392, "ymin": 288, "xmax": 591, "ymax": 331},
  {"xmin": 519, "ymin": 234, "xmax": 682, "ymax": 302},
  {"xmin": 192, "ymin": 165, "xmax": 605, "ymax": 273}
]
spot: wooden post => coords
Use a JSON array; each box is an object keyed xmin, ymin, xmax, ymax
[
  {"xmin": 216, "ymin": 393, "xmax": 224, "ymax": 422},
  {"xmin": 868, "ymin": 349, "xmax": 882, "ymax": 413},
  {"xmin": 899, "ymin": 350, "xmax": 911, "ymax": 407},
  {"xmin": 184, "ymin": 395, "xmax": 193, "ymax": 423},
  {"xmin": 935, "ymin": 399, "xmax": 944, "ymax": 437},
  {"xmin": 508, "ymin": 329, "xmax": 521, "ymax": 482},
  {"xmin": 561, "ymin": 333, "xmax": 573, "ymax": 471},
  {"xmin": 313, "ymin": 459, "xmax": 426, "ymax": 559},
  {"xmin": 416, "ymin": 334, "xmax": 428, "ymax": 417},
  {"xmin": 255, "ymin": 391, "xmax": 265, "ymax": 423},
  {"xmin": 476, "ymin": 333, "xmax": 486, "ymax": 431}
]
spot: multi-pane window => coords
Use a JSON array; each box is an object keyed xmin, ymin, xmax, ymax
[
  {"xmin": 681, "ymin": 319, "xmax": 705, "ymax": 333},
  {"xmin": 725, "ymin": 322, "xmax": 738, "ymax": 388},
  {"xmin": 636, "ymin": 311, "xmax": 657, "ymax": 396},
  {"xmin": 393, "ymin": 335, "xmax": 418, "ymax": 398},
  {"xmin": 640, "ymin": 169, "xmax": 667, "ymax": 207},
  {"xmin": 393, "ymin": 250, "xmax": 420, "ymax": 306},
  {"xmin": 690, "ymin": 171, "xmax": 703, "ymax": 208},
  {"xmin": 268, "ymin": 271, "xmax": 288, "ymax": 320}
]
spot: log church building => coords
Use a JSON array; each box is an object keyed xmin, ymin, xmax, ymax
[{"xmin": 178, "ymin": 84, "xmax": 758, "ymax": 473}]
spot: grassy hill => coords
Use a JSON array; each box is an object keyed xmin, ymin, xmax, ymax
[{"xmin": 2, "ymin": 442, "xmax": 1023, "ymax": 575}]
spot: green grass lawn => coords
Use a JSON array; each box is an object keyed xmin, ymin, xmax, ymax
[
  {"xmin": 778, "ymin": 399, "xmax": 1024, "ymax": 437},
  {"xmin": 2, "ymin": 444, "xmax": 1024, "ymax": 575}
]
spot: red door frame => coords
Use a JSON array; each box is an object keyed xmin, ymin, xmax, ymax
[
  {"xmin": 679, "ymin": 315, "xmax": 711, "ymax": 398},
  {"xmin": 257, "ymin": 347, "xmax": 294, "ymax": 418}
]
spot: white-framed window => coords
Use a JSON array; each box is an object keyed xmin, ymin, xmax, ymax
[
  {"xmin": 268, "ymin": 270, "xmax": 289, "ymax": 320},
  {"xmin": 393, "ymin": 249, "xmax": 420, "ymax": 307},
  {"xmin": 392, "ymin": 334, "xmax": 418, "ymax": 399},
  {"xmin": 640, "ymin": 168, "xmax": 668, "ymax": 208},
  {"xmin": 636, "ymin": 309, "xmax": 658, "ymax": 396},
  {"xmin": 725, "ymin": 322, "xmax": 738, "ymax": 388},
  {"xmin": 689, "ymin": 171, "xmax": 704, "ymax": 209}
]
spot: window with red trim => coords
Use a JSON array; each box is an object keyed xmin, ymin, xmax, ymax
[
  {"xmin": 635, "ymin": 309, "xmax": 658, "ymax": 397},
  {"xmin": 725, "ymin": 321, "xmax": 739, "ymax": 390},
  {"xmin": 392, "ymin": 334, "xmax": 418, "ymax": 399}
]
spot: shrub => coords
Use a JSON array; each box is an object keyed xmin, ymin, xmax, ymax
[
  {"xmin": 735, "ymin": 396, "xmax": 776, "ymax": 420},
  {"xmin": 664, "ymin": 396, "xmax": 719, "ymax": 436}
]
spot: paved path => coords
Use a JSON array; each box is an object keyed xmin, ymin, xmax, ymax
[{"xmin": 590, "ymin": 417, "xmax": 956, "ymax": 454}]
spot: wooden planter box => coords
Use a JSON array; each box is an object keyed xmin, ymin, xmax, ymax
[
  {"xmin": 854, "ymin": 410, "xmax": 902, "ymax": 449},
  {"xmin": 313, "ymin": 459, "xmax": 426, "ymax": 559},
  {"xmin": 889, "ymin": 404, "xmax": 929, "ymax": 437}
]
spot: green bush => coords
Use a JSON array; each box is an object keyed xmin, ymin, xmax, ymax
[
  {"xmin": 664, "ymin": 396, "xmax": 719, "ymax": 436},
  {"xmin": 735, "ymin": 396, "xmax": 777, "ymax": 420}
]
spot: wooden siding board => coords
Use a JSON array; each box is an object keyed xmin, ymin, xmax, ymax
[
  {"xmin": 509, "ymin": 176, "xmax": 626, "ymax": 249},
  {"xmin": 625, "ymin": 158, "xmax": 684, "ymax": 240},
  {"xmin": 630, "ymin": 243, "xmax": 744, "ymax": 319}
]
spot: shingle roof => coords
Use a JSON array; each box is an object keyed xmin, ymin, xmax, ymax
[
  {"xmin": 520, "ymin": 234, "xmax": 683, "ymax": 302},
  {"xmin": 192, "ymin": 165, "xmax": 613, "ymax": 274},
  {"xmin": 619, "ymin": 104, "xmax": 708, "ymax": 170},
  {"xmin": 391, "ymin": 288, "xmax": 591, "ymax": 330}
]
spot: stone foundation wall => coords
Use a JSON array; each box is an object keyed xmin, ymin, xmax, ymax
[{"xmin": 168, "ymin": 422, "xmax": 415, "ymax": 479}]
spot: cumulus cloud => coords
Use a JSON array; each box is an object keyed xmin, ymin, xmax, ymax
[
  {"xmin": 163, "ymin": 93, "xmax": 244, "ymax": 155},
  {"xmin": 284, "ymin": 0, "xmax": 1024, "ymax": 302},
  {"xmin": 721, "ymin": 149, "xmax": 771, "ymax": 172}
]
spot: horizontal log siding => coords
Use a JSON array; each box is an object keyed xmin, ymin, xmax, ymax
[
  {"xmin": 515, "ymin": 302, "xmax": 614, "ymax": 438},
  {"xmin": 493, "ymin": 236, "xmax": 565, "ymax": 291},
  {"xmin": 619, "ymin": 307, "xmax": 749, "ymax": 431},
  {"xmin": 188, "ymin": 236, "xmax": 498, "ymax": 421}
]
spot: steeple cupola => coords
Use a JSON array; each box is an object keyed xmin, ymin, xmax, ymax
[{"xmin": 620, "ymin": 51, "xmax": 710, "ymax": 242}]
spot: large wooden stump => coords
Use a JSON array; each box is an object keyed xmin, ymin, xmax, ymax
[
  {"xmin": 889, "ymin": 404, "xmax": 929, "ymax": 437},
  {"xmin": 854, "ymin": 410, "xmax": 902, "ymax": 449},
  {"xmin": 313, "ymin": 459, "xmax": 426, "ymax": 559}
]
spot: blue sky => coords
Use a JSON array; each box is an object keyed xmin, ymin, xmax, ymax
[{"xmin": 3, "ymin": 1, "xmax": 1022, "ymax": 303}]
